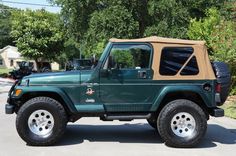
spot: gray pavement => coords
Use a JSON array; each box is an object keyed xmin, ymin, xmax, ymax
[
  {"xmin": 0, "ymin": 91, "xmax": 236, "ymax": 156},
  {"xmin": 0, "ymin": 78, "xmax": 13, "ymax": 94}
]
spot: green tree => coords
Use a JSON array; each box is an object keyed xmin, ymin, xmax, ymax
[
  {"xmin": 11, "ymin": 9, "xmax": 64, "ymax": 69},
  {"xmin": 145, "ymin": 0, "xmax": 226, "ymax": 38},
  {"xmin": 0, "ymin": 4, "xmax": 15, "ymax": 48},
  {"xmin": 83, "ymin": 5, "xmax": 139, "ymax": 57},
  {"xmin": 188, "ymin": 8, "xmax": 236, "ymax": 93},
  {"xmin": 52, "ymin": 0, "xmax": 229, "ymax": 59},
  {"xmin": 50, "ymin": 0, "xmax": 98, "ymax": 48},
  {"xmin": 96, "ymin": 0, "xmax": 150, "ymax": 37},
  {"xmin": 188, "ymin": 8, "xmax": 236, "ymax": 62}
]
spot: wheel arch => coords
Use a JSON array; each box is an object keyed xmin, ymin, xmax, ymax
[
  {"xmin": 17, "ymin": 90, "xmax": 77, "ymax": 114},
  {"xmin": 151, "ymin": 87, "xmax": 211, "ymax": 119}
]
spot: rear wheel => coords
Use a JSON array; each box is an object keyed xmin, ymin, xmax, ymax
[
  {"xmin": 157, "ymin": 99, "xmax": 207, "ymax": 147},
  {"xmin": 16, "ymin": 97, "xmax": 67, "ymax": 146}
]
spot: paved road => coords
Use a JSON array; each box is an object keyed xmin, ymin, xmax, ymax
[
  {"xmin": 0, "ymin": 79, "xmax": 13, "ymax": 94},
  {"xmin": 0, "ymin": 91, "xmax": 236, "ymax": 156}
]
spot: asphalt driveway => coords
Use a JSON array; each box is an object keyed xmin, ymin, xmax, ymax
[{"xmin": 0, "ymin": 92, "xmax": 236, "ymax": 156}]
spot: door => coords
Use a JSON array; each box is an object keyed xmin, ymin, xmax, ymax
[{"xmin": 100, "ymin": 43, "xmax": 157, "ymax": 112}]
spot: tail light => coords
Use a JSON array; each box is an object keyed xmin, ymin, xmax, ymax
[{"xmin": 216, "ymin": 83, "xmax": 221, "ymax": 93}]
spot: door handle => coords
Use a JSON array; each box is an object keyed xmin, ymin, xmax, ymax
[{"xmin": 138, "ymin": 70, "xmax": 147, "ymax": 79}]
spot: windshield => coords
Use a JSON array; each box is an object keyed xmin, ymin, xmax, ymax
[{"xmin": 98, "ymin": 42, "xmax": 111, "ymax": 63}]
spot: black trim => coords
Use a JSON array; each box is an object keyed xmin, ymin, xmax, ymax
[
  {"xmin": 101, "ymin": 113, "xmax": 151, "ymax": 121},
  {"xmin": 209, "ymin": 107, "xmax": 224, "ymax": 117},
  {"xmin": 5, "ymin": 104, "xmax": 15, "ymax": 114}
]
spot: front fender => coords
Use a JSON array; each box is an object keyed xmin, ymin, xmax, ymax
[
  {"xmin": 12, "ymin": 86, "xmax": 77, "ymax": 113},
  {"xmin": 150, "ymin": 85, "xmax": 214, "ymax": 111}
]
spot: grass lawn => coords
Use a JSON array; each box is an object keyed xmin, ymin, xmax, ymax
[
  {"xmin": 0, "ymin": 67, "xmax": 10, "ymax": 75},
  {"xmin": 220, "ymin": 100, "xmax": 236, "ymax": 119}
]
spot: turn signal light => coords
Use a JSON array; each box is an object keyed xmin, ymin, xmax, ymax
[{"xmin": 15, "ymin": 89, "xmax": 22, "ymax": 96}]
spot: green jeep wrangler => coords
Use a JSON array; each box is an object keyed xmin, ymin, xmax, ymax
[{"xmin": 5, "ymin": 36, "xmax": 231, "ymax": 147}]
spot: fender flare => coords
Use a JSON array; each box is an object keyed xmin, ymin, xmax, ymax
[
  {"xmin": 150, "ymin": 85, "xmax": 212, "ymax": 111},
  {"xmin": 15, "ymin": 86, "xmax": 77, "ymax": 113}
]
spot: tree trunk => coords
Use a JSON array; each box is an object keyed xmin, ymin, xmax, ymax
[{"xmin": 35, "ymin": 58, "xmax": 40, "ymax": 72}]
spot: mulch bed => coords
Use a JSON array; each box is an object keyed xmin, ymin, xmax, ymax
[{"xmin": 226, "ymin": 95, "xmax": 236, "ymax": 103}]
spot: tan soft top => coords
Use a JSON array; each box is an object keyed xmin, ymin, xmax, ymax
[
  {"xmin": 109, "ymin": 36, "xmax": 205, "ymax": 45},
  {"xmin": 110, "ymin": 36, "xmax": 215, "ymax": 80}
]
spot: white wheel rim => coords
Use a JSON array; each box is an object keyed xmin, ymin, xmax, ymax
[
  {"xmin": 170, "ymin": 112, "xmax": 196, "ymax": 138},
  {"xmin": 28, "ymin": 110, "xmax": 54, "ymax": 137}
]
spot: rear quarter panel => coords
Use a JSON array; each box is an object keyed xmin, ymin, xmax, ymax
[{"xmin": 150, "ymin": 80, "xmax": 216, "ymax": 111}]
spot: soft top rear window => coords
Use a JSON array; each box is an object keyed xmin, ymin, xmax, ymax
[{"xmin": 159, "ymin": 47, "xmax": 199, "ymax": 76}]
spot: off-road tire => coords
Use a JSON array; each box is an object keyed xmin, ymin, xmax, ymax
[
  {"xmin": 157, "ymin": 99, "xmax": 207, "ymax": 148},
  {"xmin": 16, "ymin": 97, "xmax": 67, "ymax": 146}
]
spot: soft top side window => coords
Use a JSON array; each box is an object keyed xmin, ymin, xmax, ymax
[
  {"xmin": 106, "ymin": 44, "xmax": 152, "ymax": 70},
  {"xmin": 159, "ymin": 47, "xmax": 199, "ymax": 76}
]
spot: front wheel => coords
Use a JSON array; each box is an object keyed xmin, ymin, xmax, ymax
[
  {"xmin": 16, "ymin": 97, "xmax": 67, "ymax": 146},
  {"xmin": 157, "ymin": 99, "xmax": 207, "ymax": 147}
]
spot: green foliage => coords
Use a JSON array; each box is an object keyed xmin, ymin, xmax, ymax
[
  {"xmin": 51, "ymin": 0, "xmax": 98, "ymax": 41},
  {"xmin": 231, "ymin": 87, "xmax": 236, "ymax": 96},
  {"xmin": 10, "ymin": 9, "xmax": 64, "ymax": 64},
  {"xmin": 83, "ymin": 5, "xmax": 139, "ymax": 57},
  {"xmin": 188, "ymin": 8, "xmax": 236, "ymax": 94},
  {"xmin": 89, "ymin": 40, "xmax": 106, "ymax": 58},
  {"xmin": 220, "ymin": 1, "xmax": 236, "ymax": 21},
  {"xmin": 145, "ymin": 0, "xmax": 226, "ymax": 38},
  {"xmin": 145, "ymin": 0, "xmax": 190, "ymax": 38},
  {"xmin": 61, "ymin": 38, "xmax": 80, "ymax": 61},
  {"xmin": 188, "ymin": 8, "xmax": 236, "ymax": 62},
  {"xmin": 0, "ymin": 67, "xmax": 10, "ymax": 76},
  {"xmin": 55, "ymin": 38, "xmax": 81, "ymax": 69},
  {"xmin": 0, "ymin": 4, "xmax": 15, "ymax": 48},
  {"xmin": 188, "ymin": 9, "xmax": 221, "ymax": 47},
  {"xmin": 220, "ymin": 101, "xmax": 236, "ymax": 119},
  {"xmin": 112, "ymin": 50, "xmax": 134, "ymax": 69},
  {"xmin": 52, "ymin": 0, "xmax": 227, "ymax": 58},
  {"xmin": 97, "ymin": 0, "xmax": 150, "ymax": 37}
]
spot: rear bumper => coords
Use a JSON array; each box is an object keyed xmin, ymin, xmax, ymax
[{"xmin": 209, "ymin": 107, "xmax": 224, "ymax": 117}]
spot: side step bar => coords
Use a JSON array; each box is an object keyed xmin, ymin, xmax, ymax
[{"xmin": 101, "ymin": 113, "xmax": 151, "ymax": 121}]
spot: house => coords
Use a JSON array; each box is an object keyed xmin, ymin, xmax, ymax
[{"xmin": 0, "ymin": 46, "xmax": 59, "ymax": 70}]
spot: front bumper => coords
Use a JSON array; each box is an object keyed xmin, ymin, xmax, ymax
[
  {"xmin": 5, "ymin": 104, "xmax": 15, "ymax": 114},
  {"xmin": 5, "ymin": 80, "xmax": 19, "ymax": 114},
  {"xmin": 209, "ymin": 107, "xmax": 224, "ymax": 117}
]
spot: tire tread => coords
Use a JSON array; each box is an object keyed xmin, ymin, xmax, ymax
[
  {"xmin": 16, "ymin": 96, "xmax": 67, "ymax": 146},
  {"xmin": 157, "ymin": 99, "xmax": 207, "ymax": 147}
]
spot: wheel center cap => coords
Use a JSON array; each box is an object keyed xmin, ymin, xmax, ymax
[
  {"xmin": 38, "ymin": 118, "xmax": 46, "ymax": 125},
  {"xmin": 179, "ymin": 120, "xmax": 186, "ymax": 128}
]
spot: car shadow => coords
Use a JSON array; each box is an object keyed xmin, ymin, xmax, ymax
[
  {"xmin": 199, "ymin": 124, "xmax": 236, "ymax": 148},
  {"xmin": 55, "ymin": 123, "xmax": 236, "ymax": 148}
]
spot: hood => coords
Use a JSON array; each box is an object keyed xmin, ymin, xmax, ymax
[
  {"xmin": 80, "ymin": 70, "xmax": 94, "ymax": 83},
  {"xmin": 21, "ymin": 71, "xmax": 81, "ymax": 86}
]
